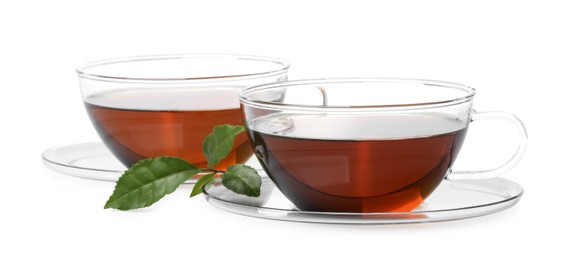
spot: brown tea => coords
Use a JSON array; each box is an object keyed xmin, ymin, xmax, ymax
[
  {"xmin": 85, "ymin": 87, "xmax": 253, "ymax": 169},
  {"xmin": 247, "ymin": 113, "xmax": 467, "ymax": 212}
]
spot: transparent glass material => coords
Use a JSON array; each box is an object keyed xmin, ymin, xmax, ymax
[
  {"xmin": 203, "ymin": 176, "xmax": 523, "ymax": 224},
  {"xmin": 66, "ymin": 54, "xmax": 289, "ymax": 181},
  {"xmin": 42, "ymin": 142, "xmax": 266, "ymax": 183},
  {"xmin": 43, "ymin": 142, "xmax": 128, "ymax": 182},
  {"xmin": 238, "ymin": 78, "xmax": 527, "ymax": 213},
  {"xmin": 77, "ymin": 54, "xmax": 290, "ymax": 97}
]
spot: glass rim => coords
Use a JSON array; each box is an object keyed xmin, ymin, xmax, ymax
[
  {"xmin": 75, "ymin": 54, "xmax": 290, "ymax": 83},
  {"xmin": 239, "ymin": 78, "xmax": 476, "ymax": 111}
]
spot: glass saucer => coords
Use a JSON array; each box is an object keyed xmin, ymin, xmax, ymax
[
  {"xmin": 42, "ymin": 142, "xmax": 208, "ymax": 183},
  {"xmin": 42, "ymin": 142, "xmax": 266, "ymax": 184},
  {"xmin": 42, "ymin": 142, "xmax": 129, "ymax": 182},
  {"xmin": 202, "ymin": 176, "xmax": 523, "ymax": 224}
]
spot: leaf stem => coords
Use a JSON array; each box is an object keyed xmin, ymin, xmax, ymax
[{"xmin": 199, "ymin": 168, "xmax": 225, "ymax": 174}]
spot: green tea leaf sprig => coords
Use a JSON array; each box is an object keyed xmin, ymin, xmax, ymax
[{"xmin": 104, "ymin": 124, "xmax": 261, "ymax": 211}]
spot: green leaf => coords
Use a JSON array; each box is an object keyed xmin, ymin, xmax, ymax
[
  {"xmin": 190, "ymin": 173, "xmax": 217, "ymax": 197},
  {"xmin": 104, "ymin": 156, "xmax": 201, "ymax": 210},
  {"xmin": 222, "ymin": 164, "xmax": 261, "ymax": 197},
  {"xmin": 203, "ymin": 124, "xmax": 245, "ymax": 169}
]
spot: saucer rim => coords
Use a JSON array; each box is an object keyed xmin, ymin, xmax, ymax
[
  {"xmin": 41, "ymin": 142, "xmax": 207, "ymax": 183},
  {"xmin": 202, "ymin": 176, "xmax": 524, "ymax": 224},
  {"xmin": 42, "ymin": 142, "xmax": 124, "ymax": 174},
  {"xmin": 41, "ymin": 142, "xmax": 265, "ymax": 184}
]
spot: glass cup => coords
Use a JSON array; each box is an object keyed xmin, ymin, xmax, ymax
[
  {"xmin": 77, "ymin": 54, "xmax": 289, "ymax": 170},
  {"xmin": 239, "ymin": 78, "xmax": 527, "ymax": 213}
]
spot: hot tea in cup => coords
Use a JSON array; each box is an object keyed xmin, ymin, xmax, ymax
[
  {"xmin": 77, "ymin": 54, "xmax": 289, "ymax": 169},
  {"xmin": 240, "ymin": 78, "xmax": 527, "ymax": 212}
]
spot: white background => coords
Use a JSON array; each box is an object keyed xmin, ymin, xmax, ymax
[{"xmin": 1, "ymin": 0, "xmax": 561, "ymax": 259}]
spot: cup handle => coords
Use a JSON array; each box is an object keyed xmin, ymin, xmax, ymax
[{"xmin": 446, "ymin": 110, "xmax": 528, "ymax": 180}]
